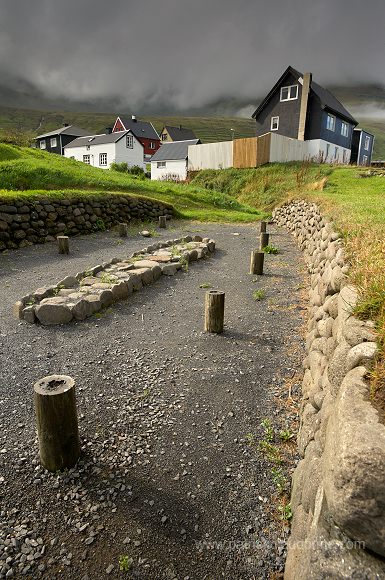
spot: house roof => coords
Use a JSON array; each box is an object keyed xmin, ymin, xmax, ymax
[
  {"xmin": 116, "ymin": 117, "xmax": 160, "ymax": 140},
  {"xmin": 162, "ymin": 125, "xmax": 198, "ymax": 141},
  {"xmin": 64, "ymin": 130, "xmax": 142, "ymax": 149},
  {"xmin": 36, "ymin": 125, "xmax": 89, "ymax": 139},
  {"xmin": 150, "ymin": 140, "xmax": 200, "ymax": 162},
  {"xmin": 252, "ymin": 66, "xmax": 357, "ymax": 125}
]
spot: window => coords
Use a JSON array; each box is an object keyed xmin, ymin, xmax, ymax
[
  {"xmin": 157, "ymin": 161, "xmax": 166, "ymax": 168},
  {"xmin": 99, "ymin": 153, "xmax": 107, "ymax": 166},
  {"xmin": 40, "ymin": 140, "xmax": 46, "ymax": 149},
  {"xmin": 364, "ymin": 136, "xmax": 370, "ymax": 150},
  {"xmin": 271, "ymin": 116, "xmax": 279, "ymax": 131},
  {"xmin": 83, "ymin": 154, "xmax": 90, "ymax": 164},
  {"xmin": 126, "ymin": 135, "xmax": 133, "ymax": 148},
  {"xmin": 363, "ymin": 155, "xmax": 369, "ymax": 165},
  {"xmin": 50, "ymin": 137, "xmax": 57, "ymax": 147},
  {"xmin": 150, "ymin": 142, "xmax": 156, "ymax": 149},
  {"xmin": 326, "ymin": 114, "xmax": 336, "ymax": 131},
  {"xmin": 161, "ymin": 133, "xmax": 168, "ymax": 141},
  {"xmin": 280, "ymin": 85, "xmax": 298, "ymax": 101},
  {"xmin": 341, "ymin": 122, "xmax": 349, "ymax": 138}
]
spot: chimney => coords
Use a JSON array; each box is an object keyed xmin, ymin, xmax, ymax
[
  {"xmin": 131, "ymin": 115, "xmax": 137, "ymax": 122},
  {"xmin": 179, "ymin": 124, "xmax": 182, "ymax": 130},
  {"xmin": 63, "ymin": 123, "xmax": 69, "ymax": 127},
  {"xmin": 298, "ymin": 73, "xmax": 312, "ymax": 141},
  {"xmin": 105, "ymin": 127, "xmax": 112, "ymax": 134}
]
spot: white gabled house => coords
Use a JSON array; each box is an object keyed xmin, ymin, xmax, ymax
[
  {"xmin": 150, "ymin": 139, "xmax": 200, "ymax": 181},
  {"xmin": 63, "ymin": 130, "xmax": 144, "ymax": 170}
]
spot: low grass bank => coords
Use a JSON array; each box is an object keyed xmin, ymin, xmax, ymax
[{"xmin": 0, "ymin": 144, "xmax": 261, "ymax": 223}]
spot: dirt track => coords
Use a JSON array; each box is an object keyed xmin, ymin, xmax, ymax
[{"xmin": 0, "ymin": 221, "xmax": 305, "ymax": 579}]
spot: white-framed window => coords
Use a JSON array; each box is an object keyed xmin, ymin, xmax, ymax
[
  {"xmin": 40, "ymin": 140, "xmax": 46, "ymax": 149},
  {"xmin": 157, "ymin": 161, "xmax": 166, "ymax": 168},
  {"xmin": 341, "ymin": 122, "xmax": 349, "ymax": 138},
  {"xmin": 363, "ymin": 155, "xmax": 369, "ymax": 165},
  {"xmin": 364, "ymin": 135, "xmax": 370, "ymax": 150},
  {"xmin": 271, "ymin": 116, "xmax": 279, "ymax": 131},
  {"xmin": 83, "ymin": 154, "xmax": 90, "ymax": 164},
  {"xmin": 99, "ymin": 153, "xmax": 107, "ymax": 166},
  {"xmin": 161, "ymin": 133, "xmax": 168, "ymax": 141},
  {"xmin": 326, "ymin": 114, "xmax": 336, "ymax": 131},
  {"xmin": 50, "ymin": 137, "xmax": 57, "ymax": 147},
  {"xmin": 280, "ymin": 85, "xmax": 298, "ymax": 101},
  {"xmin": 150, "ymin": 142, "xmax": 156, "ymax": 149},
  {"xmin": 126, "ymin": 135, "xmax": 133, "ymax": 148}
]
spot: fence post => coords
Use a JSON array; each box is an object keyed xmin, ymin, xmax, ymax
[
  {"xmin": 250, "ymin": 250, "xmax": 264, "ymax": 275},
  {"xmin": 204, "ymin": 290, "xmax": 225, "ymax": 333},
  {"xmin": 57, "ymin": 236, "xmax": 69, "ymax": 254}
]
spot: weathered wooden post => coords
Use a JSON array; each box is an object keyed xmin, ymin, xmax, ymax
[
  {"xmin": 57, "ymin": 236, "xmax": 69, "ymax": 254},
  {"xmin": 260, "ymin": 221, "xmax": 267, "ymax": 233},
  {"xmin": 260, "ymin": 232, "xmax": 269, "ymax": 250},
  {"xmin": 34, "ymin": 375, "xmax": 80, "ymax": 472},
  {"xmin": 204, "ymin": 290, "xmax": 225, "ymax": 333},
  {"xmin": 159, "ymin": 215, "xmax": 167, "ymax": 229},
  {"xmin": 250, "ymin": 250, "xmax": 264, "ymax": 275},
  {"xmin": 118, "ymin": 222, "xmax": 128, "ymax": 237}
]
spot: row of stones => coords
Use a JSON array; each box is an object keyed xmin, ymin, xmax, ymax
[
  {"xmin": 273, "ymin": 201, "xmax": 385, "ymax": 580},
  {"xmin": 0, "ymin": 195, "xmax": 173, "ymax": 251},
  {"xmin": 14, "ymin": 235, "xmax": 215, "ymax": 325}
]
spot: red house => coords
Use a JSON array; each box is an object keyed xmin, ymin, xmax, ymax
[{"xmin": 112, "ymin": 115, "xmax": 160, "ymax": 160}]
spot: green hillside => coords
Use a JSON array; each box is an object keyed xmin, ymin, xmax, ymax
[{"xmin": 0, "ymin": 105, "xmax": 255, "ymax": 145}]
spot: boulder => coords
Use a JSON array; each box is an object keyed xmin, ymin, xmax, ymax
[{"xmin": 35, "ymin": 302, "xmax": 73, "ymax": 325}]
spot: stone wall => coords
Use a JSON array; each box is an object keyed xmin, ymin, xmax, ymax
[
  {"xmin": 273, "ymin": 201, "xmax": 385, "ymax": 579},
  {"xmin": 0, "ymin": 194, "xmax": 174, "ymax": 251}
]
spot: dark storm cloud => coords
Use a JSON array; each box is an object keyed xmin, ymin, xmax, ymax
[{"xmin": 0, "ymin": 0, "xmax": 384, "ymax": 111}]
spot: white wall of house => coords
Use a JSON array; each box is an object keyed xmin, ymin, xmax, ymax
[
  {"xmin": 306, "ymin": 139, "xmax": 351, "ymax": 164},
  {"xmin": 188, "ymin": 141, "xmax": 233, "ymax": 171},
  {"xmin": 151, "ymin": 159, "xmax": 187, "ymax": 181},
  {"xmin": 64, "ymin": 134, "xmax": 144, "ymax": 170},
  {"xmin": 268, "ymin": 134, "xmax": 351, "ymax": 165}
]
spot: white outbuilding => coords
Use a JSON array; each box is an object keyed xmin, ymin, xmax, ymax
[
  {"xmin": 150, "ymin": 139, "xmax": 200, "ymax": 181},
  {"xmin": 63, "ymin": 130, "xmax": 144, "ymax": 170}
]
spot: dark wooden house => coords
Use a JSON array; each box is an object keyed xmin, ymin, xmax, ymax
[
  {"xmin": 350, "ymin": 129, "xmax": 375, "ymax": 165},
  {"xmin": 35, "ymin": 125, "xmax": 88, "ymax": 155}
]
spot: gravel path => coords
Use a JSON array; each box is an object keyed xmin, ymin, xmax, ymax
[{"xmin": 0, "ymin": 221, "xmax": 306, "ymax": 579}]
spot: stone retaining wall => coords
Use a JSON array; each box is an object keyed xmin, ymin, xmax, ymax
[
  {"xmin": 0, "ymin": 194, "xmax": 174, "ymax": 251},
  {"xmin": 273, "ymin": 201, "xmax": 385, "ymax": 579}
]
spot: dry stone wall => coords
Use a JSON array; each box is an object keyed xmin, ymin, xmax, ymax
[
  {"xmin": 0, "ymin": 194, "xmax": 174, "ymax": 251},
  {"xmin": 14, "ymin": 236, "xmax": 215, "ymax": 325},
  {"xmin": 273, "ymin": 201, "xmax": 385, "ymax": 579}
]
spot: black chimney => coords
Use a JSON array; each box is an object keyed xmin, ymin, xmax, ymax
[
  {"xmin": 105, "ymin": 127, "xmax": 113, "ymax": 134},
  {"xmin": 63, "ymin": 123, "xmax": 69, "ymax": 127}
]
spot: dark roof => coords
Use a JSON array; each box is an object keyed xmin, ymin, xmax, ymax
[
  {"xmin": 162, "ymin": 125, "xmax": 198, "ymax": 141},
  {"xmin": 117, "ymin": 117, "xmax": 159, "ymax": 140},
  {"xmin": 36, "ymin": 125, "xmax": 89, "ymax": 139},
  {"xmin": 150, "ymin": 140, "xmax": 200, "ymax": 162},
  {"xmin": 252, "ymin": 66, "xmax": 357, "ymax": 125},
  {"xmin": 64, "ymin": 130, "xmax": 142, "ymax": 149}
]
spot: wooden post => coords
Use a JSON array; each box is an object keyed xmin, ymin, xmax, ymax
[
  {"xmin": 159, "ymin": 215, "xmax": 167, "ymax": 229},
  {"xmin": 118, "ymin": 222, "xmax": 128, "ymax": 237},
  {"xmin": 250, "ymin": 250, "xmax": 264, "ymax": 275},
  {"xmin": 260, "ymin": 220, "xmax": 267, "ymax": 233},
  {"xmin": 57, "ymin": 236, "xmax": 69, "ymax": 254},
  {"xmin": 204, "ymin": 290, "xmax": 225, "ymax": 333},
  {"xmin": 34, "ymin": 375, "xmax": 80, "ymax": 472},
  {"xmin": 260, "ymin": 232, "xmax": 269, "ymax": 250}
]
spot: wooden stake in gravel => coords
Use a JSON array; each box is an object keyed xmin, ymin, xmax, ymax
[
  {"xmin": 159, "ymin": 215, "xmax": 167, "ymax": 229},
  {"xmin": 260, "ymin": 232, "xmax": 269, "ymax": 250},
  {"xmin": 57, "ymin": 236, "xmax": 69, "ymax": 254},
  {"xmin": 260, "ymin": 221, "xmax": 267, "ymax": 233},
  {"xmin": 118, "ymin": 222, "xmax": 128, "ymax": 237},
  {"xmin": 204, "ymin": 290, "xmax": 225, "ymax": 333},
  {"xmin": 250, "ymin": 250, "xmax": 264, "ymax": 275},
  {"xmin": 34, "ymin": 375, "xmax": 80, "ymax": 472}
]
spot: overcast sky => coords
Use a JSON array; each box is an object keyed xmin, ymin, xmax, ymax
[{"xmin": 0, "ymin": 0, "xmax": 384, "ymax": 113}]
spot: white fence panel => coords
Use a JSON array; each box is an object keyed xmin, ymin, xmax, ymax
[{"xmin": 188, "ymin": 141, "xmax": 233, "ymax": 171}]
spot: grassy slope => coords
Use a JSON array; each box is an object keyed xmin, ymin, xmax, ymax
[
  {"xmin": 0, "ymin": 105, "xmax": 255, "ymax": 144},
  {"xmin": 0, "ymin": 143, "xmax": 261, "ymax": 223}
]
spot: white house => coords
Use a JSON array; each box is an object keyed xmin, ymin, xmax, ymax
[
  {"xmin": 150, "ymin": 140, "xmax": 200, "ymax": 181},
  {"xmin": 63, "ymin": 130, "xmax": 144, "ymax": 170}
]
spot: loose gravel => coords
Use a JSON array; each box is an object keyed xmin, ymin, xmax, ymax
[{"xmin": 0, "ymin": 221, "xmax": 306, "ymax": 579}]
